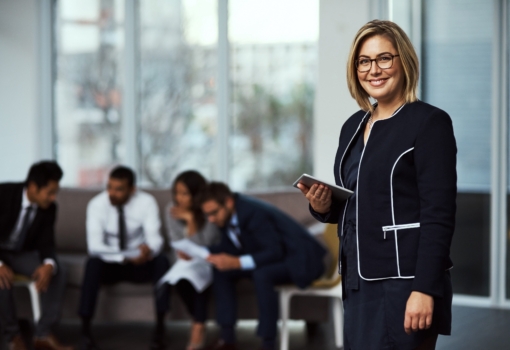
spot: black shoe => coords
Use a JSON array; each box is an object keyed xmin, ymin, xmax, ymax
[
  {"xmin": 149, "ymin": 330, "xmax": 166, "ymax": 350},
  {"xmin": 203, "ymin": 340, "xmax": 238, "ymax": 350},
  {"xmin": 79, "ymin": 335, "xmax": 102, "ymax": 350}
]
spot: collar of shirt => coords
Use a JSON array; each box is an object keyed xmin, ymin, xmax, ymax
[
  {"xmin": 118, "ymin": 190, "xmax": 137, "ymax": 210},
  {"xmin": 229, "ymin": 213, "xmax": 239, "ymax": 228},
  {"xmin": 22, "ymin": 188, "xmax": 37, "ymax": 210}
]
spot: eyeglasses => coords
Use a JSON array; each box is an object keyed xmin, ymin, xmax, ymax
[
  {"xmin": 355, "ymin": 54, "xmax": 400, "ymax": 73},
  {"xmin": 203, "ymin": 206, "xmax": 223, "ymax": 218}
]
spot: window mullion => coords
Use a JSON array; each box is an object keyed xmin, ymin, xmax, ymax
[
  {"xmin": 123, "ymin": 0, "xmax": 139, "ymax": 172},
  {"xmin": 217, "ymin": 0, "xmax": 230, "ymax": 183},
  {"xmin": 39, "ymin": 0, "xmax": 55, "ymax": 159}
]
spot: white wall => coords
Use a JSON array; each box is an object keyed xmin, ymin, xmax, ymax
[
  {"xmin": 0, "ymin": 0, "xmax": 42, "ymax": 182},
  {"xmin": 313, "ymin": 0, "xmax": 373, "ymax": 182}
]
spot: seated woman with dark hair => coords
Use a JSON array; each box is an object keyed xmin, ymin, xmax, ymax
[{"xmin": 165, "ymin": 170, "xmax": 220, "ymax": 350}]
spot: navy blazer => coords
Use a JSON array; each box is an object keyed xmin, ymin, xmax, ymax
[
  {"xmin": 0, "ymin": 182, "xmax": 58, "ymax": 262},
  {"xmin": 209, "ymin": 193, "xmax": 326, "ymax": 288},
  {"xmin": 311, "ymin": 101, "xmax": 457, "ymax": 298}
]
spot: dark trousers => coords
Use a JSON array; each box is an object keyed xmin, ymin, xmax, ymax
[
  {"xmin": 78, "ymin": 254, "xmax": 170, "ymax": 320},
  {"xmin": 0, "ymin": 251, "xmax": 67, "ymax": 340},
  {"xmin": 175, "ymin": 280, "xmax": 211, "ymax": 323},
  {"xmin": 213, "ymin": 262, "xmax": 292, "ymax": 341}
]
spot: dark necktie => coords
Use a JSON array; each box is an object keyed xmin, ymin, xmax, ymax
[
  {"xmin": 14, "ymin": 206, "xmax": 33, "ymax": 252},
  {"xmin": 118, "ymin": 206, "xmax": 127, "ymax": 250}
]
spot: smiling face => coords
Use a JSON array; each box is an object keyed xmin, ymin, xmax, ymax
[{"xmin": 357, "ymin": 35, "xmax": 405, "ymax": 107}]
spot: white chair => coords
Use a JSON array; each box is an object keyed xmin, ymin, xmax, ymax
[
  {"xmin": 277, "ymin": 224, "xmax": 343, "ymax": 350},
  {"xmin": 13, "ymin": 274, "xmax": 41, "ymax": 323}
]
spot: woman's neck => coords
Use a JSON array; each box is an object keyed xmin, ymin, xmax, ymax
[{"xmin": 373, "ymin": 98, "xmax": 405, "ymax": 120}]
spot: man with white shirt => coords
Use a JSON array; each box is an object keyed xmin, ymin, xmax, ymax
[
  {"xmin": 0, "ymin": 161, "xmax": 73, "ymax": 350},
  {"xmin": 78, "ymin": 166, "xmax": 170, "ymax": 350}
]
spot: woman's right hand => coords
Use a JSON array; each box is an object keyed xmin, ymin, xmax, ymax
[
  {"xmin": 297, "ymin": 183, "xmax": 332, "ymax": 214},
  {"xmin": 170, "ymin": 206, "xmax": 193, "ymax": 222}
]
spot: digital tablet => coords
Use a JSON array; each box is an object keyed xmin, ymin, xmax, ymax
[{"xmin": 292, "ymin": 173, "xmax": 353, "ymax": 202}]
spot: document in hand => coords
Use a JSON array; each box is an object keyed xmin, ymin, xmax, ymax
[
  {"xmin": 90, "ymin": 249, "xmax": 141, "ymax": 263},
  {"xmin": 171, "ymin": 239, "xmax": 210, "ymax": 260},
  {"xmin": 157, "ymin": 258, "xmax": 213, "ymax": 292},
  {"xmin": 293, "ymin": 173, "xmax": 353, "ymax": 202}
]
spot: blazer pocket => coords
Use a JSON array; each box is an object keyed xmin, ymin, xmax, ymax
[
  {"xmin": 382, "ymin": 223, "xmax": 421, "ymax": 277},
  {"xmin": 382, "ymin": 222, "xmax": 420, "ymax": 238},
  {"xmin": 382, "ymin": 222, "xmax": 420, "ymax": 231}
]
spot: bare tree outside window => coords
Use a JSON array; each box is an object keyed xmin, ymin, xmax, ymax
[
  {"xmin": 55, "ymin": 0, "xmax": 125, "ymax": 187},
  {"xmin": 54, "ymin": 0, "xmax": 318, "ymax": 191},
  {"xmin": 139, "ymin": 0, "xmax": 218, "ymax": 188}
]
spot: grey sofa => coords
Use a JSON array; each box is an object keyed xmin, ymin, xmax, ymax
[{"xmin": 14, "ymin": 188, "xmax": 331, "ymax": 324}]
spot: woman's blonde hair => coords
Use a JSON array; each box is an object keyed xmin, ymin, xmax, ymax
[{"xmin": 347, "ymin": 20, "xmax": 419, "ymax": 112}]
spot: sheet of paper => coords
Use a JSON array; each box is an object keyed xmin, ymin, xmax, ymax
[
  {"xmin": 157, "ymin": 258, "xmax": 213, "ymax": 292},
  {"xmin": 90, "ymin": 249, "xmax": 141, "ymax": 263},
  {"xmin": 171, "ymin": 239, "xmax": 210, "ymax": 260}
]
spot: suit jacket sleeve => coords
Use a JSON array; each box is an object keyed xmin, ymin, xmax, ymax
[
  {"xmin": 243, "ymin": 211, "xmax": 284, "ymax": 267},
  {"xmin": 207, "ymin": 212, "xmax": 284, "ymax": 267},
  {"xmin": 34, "ymin": 204, "xmax": 57, "ymax": 262},
  {"xmin": 309, "ymin": 200, "xmax": 343, "ymax": 224},
  {"xmin": 411, "ymin": 110, "xmax": 457, "ymax": 298}
]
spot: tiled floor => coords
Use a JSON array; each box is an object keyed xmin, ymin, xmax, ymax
[{"xmin": 3, "ymin": 305, "xmax": 510, "ymax": 349}]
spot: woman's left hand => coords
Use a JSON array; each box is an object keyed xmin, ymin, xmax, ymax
[{"xmin": 404, "ymin": 291, "xmax": 434, "ymax": 334}]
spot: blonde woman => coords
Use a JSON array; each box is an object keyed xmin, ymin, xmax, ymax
[{"xmin": 298, "ymin": 20, "xmax": 456, "ymax": 349}]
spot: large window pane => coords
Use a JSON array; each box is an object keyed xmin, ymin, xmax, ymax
[
  {"xmin": 55, "ymin": 0, "xmax": 125, "ymax": 187},
  {"xmin": 228, "ymin": 0, "xmax": 318, "ymax": 190},
  {"xmin": 423, "ymin": 0, "xmax": 493, "ymax": 296},
  {"xmin": 139, "ymin": 0, "xmax": 218, "ymax": 187}
]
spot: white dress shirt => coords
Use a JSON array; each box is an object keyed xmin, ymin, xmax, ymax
[
  {"xmin": 86, "ymin": 190, "xmax": 163, "ymax": 263},
  {"xmin": 0, "ymin": 189, "xmax": 56, "ymax": 270}
]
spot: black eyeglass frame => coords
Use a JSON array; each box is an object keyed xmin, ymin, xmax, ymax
[{"xmin": 355, "ymin": 54, "xmax": 400, "ymax": 73}]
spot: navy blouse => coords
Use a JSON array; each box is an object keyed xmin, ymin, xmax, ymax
[{"xmin": 340, "ymin": 121, "xmax": 366, "ymax": 290}]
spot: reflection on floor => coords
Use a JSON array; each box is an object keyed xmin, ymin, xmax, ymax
[{"xmin": 5, "ymin": 305, "xmax": 510, "ymax": 349}]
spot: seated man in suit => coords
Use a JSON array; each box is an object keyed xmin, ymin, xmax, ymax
[
  {"xmin": 0, "ymin": 161, "xmax": 73, "ymax": 350},
  {"xmin": 196, "ymin": 182, "xmax": 326, "ymax": 350},
  {"xmin": 78, "ymin": 166, "xmax": 170, "ymax": 350}
]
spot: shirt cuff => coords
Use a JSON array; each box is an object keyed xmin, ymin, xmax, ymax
[
  {"xmin": 43, "ymin": 258, "xmax": 57, "ymax": 274},
  {"xmin": 239, "ymin": 255, "xmax": 256, "ymax": 270}
]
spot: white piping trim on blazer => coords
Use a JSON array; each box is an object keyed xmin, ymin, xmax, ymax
[
  {"xmin": 354, "ymin": 103, "xmax": 414, "ymax": 281},
  {"xmin": 389, "ymin": 147, "xmax": 415, "ymax": 277},
  {"xmin": 382, "ymin": 223, "xmax": 420, "ymax": 232}
]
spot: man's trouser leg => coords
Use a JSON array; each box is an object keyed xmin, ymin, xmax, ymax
[
  {"xmin": 251, "ymin": 263, "xmax": 293, "ymax": 342},
  {"xmin": 0, "ymin": 251, "xmax": 67, "ymax": 338},
  {"xmin": 212, "ymin": 269, "xmax": 251, "ymax": 343}
]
